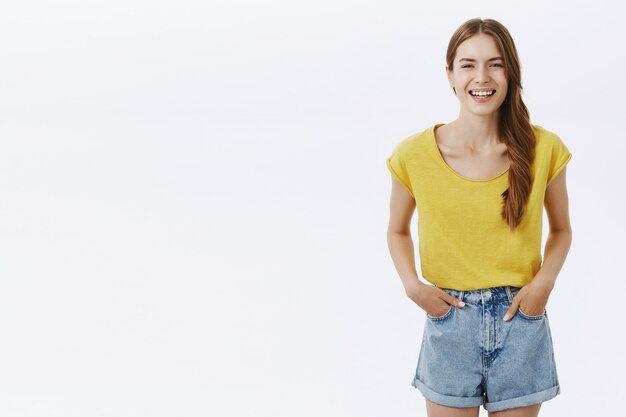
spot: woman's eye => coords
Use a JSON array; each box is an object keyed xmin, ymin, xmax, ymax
[{"xmin": 461, "ymin": 63, "xmax": 503, "ymax": 68}]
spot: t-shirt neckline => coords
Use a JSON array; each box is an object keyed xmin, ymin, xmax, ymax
[{"xmin": 430, "ymin": 123, "xmax": 509, "ymax": 183}]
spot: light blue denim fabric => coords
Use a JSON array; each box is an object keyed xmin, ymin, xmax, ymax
[{"xmin": 411, "ymin": 285, "xmax": 560, "ymax": 412}]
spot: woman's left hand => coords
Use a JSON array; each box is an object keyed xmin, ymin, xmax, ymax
[{"xmin": 504, "ymin": 280, "xmax": 553, "ymax": 321}]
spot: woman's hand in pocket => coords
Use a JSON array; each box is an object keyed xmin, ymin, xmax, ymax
[
  {"xmin": 405, "ymin": 282, "xmax": 465, "ymax": 317},
  {"xmin": 504, "ymin": 280, "xmax": 552, "ymax": 320}
]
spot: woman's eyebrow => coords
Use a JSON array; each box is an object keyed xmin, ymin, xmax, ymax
[{"xmin": 458, "ymin": 57, "xmax": 503, "ymax": 62}]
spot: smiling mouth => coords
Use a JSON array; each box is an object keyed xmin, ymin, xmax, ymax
[{"xmin": 469, "ymin": 90, "xmax": 496, "ymax": 97}]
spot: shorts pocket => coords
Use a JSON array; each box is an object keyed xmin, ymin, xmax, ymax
[
  {"xmin": 427, "ymin": 304, "xmax": 454, "ymax": 321},
  {"xmin": 517, "ymin": 306, "xmax": 546, "ymax": 320}
]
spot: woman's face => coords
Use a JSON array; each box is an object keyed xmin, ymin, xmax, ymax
[{"xmin": 447, "ymin": 33, "xmax": 508, "ymax": 116}]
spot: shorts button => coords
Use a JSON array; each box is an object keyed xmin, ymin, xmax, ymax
[{"xmin": 484, "ymin": 291, "xmax": 492, "ymax": 298}]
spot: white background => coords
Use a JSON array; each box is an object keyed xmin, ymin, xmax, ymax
[{"xmin": 0, "ymin": 1, "xmax": 624, "ymax": 416}]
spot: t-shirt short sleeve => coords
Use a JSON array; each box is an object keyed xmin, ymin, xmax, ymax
[
  {"xmin": 546, "ymin": 135, "xmax": 572, "ymax": 186},
  {"xmin": 386, "ymin": 143, "xmax": 414, "ymax": 197}
]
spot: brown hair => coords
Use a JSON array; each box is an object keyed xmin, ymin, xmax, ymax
[{"xmin": 446, "ymin": 18, "xmax": 535, "ymax": 231}]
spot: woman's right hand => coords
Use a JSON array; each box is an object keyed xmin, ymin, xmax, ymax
[{"xmin": 405, "ymin": 282, "xmax": 465, "ymax": 317}]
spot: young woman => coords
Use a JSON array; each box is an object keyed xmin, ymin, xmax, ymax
[{"xmin": 386, "ymin": 18, "xmax": 572, "ymax": 417}]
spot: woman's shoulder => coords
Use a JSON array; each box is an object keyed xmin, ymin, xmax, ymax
[
  {"xmin": 531, "ymin": 124, "xmax": 572, "ymax": 165},
  {"xmin": 531, "ymin": 124, "xmax": 564, "ymax": 145},
  {"xmin": 390, "ymin": 124, "xmax": 436, "ymax": 154}
]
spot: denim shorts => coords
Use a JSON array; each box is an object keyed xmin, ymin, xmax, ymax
[{"xmin": 410, "ymin": 285, "xmax": 560, "ymax": 412}]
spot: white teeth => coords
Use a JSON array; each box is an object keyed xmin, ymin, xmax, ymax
[{"xmin": 470, "ymin": 90, "xmax": 495, "ymax": 97}]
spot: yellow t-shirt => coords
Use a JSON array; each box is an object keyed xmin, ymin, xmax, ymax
[{"xmin": 386, "ymin": 123, "xmax": 572, "ymax": 290}]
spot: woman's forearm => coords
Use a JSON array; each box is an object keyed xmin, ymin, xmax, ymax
[
  {"xmin": 533, "ymin": 229, "xmax": 573, "ymax": 289},
  {"xmin": 387, "ymin": 231, "xmax": 424, "ymax": 293}
]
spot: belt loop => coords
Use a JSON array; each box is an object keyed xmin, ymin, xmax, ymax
[
  {"xmin": 505, "ymin": 286, "xmax": 513, "ymax": 304},
  {"xmin": 458, "ymin": 290, "xmax": 465, "ymax": 302}
]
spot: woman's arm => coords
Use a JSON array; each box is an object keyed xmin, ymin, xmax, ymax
[
  {"xmin": 503, "ymin": 166, "xmax": 572, "ymax": 320},
  {"xmin": 387, "ymin": 176, "xmax": 465, "ymax": 316},
  {"xmin": 386, "ymin": 176, "xmax": 420, "ymax": 294},
  {"xmin": 534, "ymin": 166, "xmax": 573, "ymax": 289}
]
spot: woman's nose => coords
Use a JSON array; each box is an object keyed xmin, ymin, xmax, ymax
[{"xmin": 475, "ymin": 66, "xmax": 490, "ymax": 82}]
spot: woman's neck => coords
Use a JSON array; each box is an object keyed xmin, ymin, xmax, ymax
[{"xmin": 446, "ymin": 116, "xmax": 502, "ymax": 150}]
